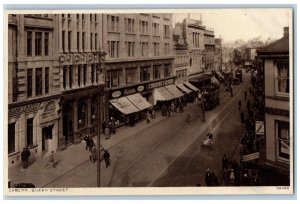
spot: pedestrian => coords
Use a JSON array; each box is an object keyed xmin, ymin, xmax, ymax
[
  {"xmin": 83, "ymin": 135, "xmax": 91, "ymax": 150},
  {"xmin": 222, "ymin": 154, "xmax": 228, "ymax": 171},
  {"xmin": 146, "ymin": 112, "xmax": 151, "ymax": 124},
  {"xmin": 240, "ymin": 111, "xmax": 245, "ymax": 123},
  {"xmin": 238, "ymin": 100, "xmax": 241, "ymax": 110},
  {"xmin": 90, "ymin": 145, "xmax": 97, "ymax": 163},
  {"xmin": 244, "ymin": 91, "xmax": 247, "ymax": 100},
  {"xmin": 21, "ymin": 147, "xmax": 31, "ymax": 169},
  {"xmin": 186, "ymin": 112, "xmax": 190, "ymax": 123},
  {"xmin": 103, "ymin": 149, "xmax": 111, "ymax": 168},
  {"xmin": 152, "ymin": 109, "xmax": 156, "ymax": 119},
  {"xmin": 110, "ymin": 117, "xmax": 116, "ymax": 134},
  {"xmin": 46, "ymin": 151, "xmax": 55, "ymax": 169},
  {"xmin": 205, "ymin": 168, "xmax": 213, "ymax": 186},
  {"xmin": 229, "ymin": 169, "xmax": 235, "ymax": 185}
]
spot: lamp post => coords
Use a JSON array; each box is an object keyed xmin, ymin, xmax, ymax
[{"xmin": 96, "ymin": 50, "xmax": 106, "ymax": 187}]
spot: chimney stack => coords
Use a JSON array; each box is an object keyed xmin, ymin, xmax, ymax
[{"xmin": 284, "ymin": 27, "xmax": 289, "ymax": 37}]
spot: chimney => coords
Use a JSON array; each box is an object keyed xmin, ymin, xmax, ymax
[{"xmin": 284, "ymin": 27, "xmax": 289, "ymax": 37}]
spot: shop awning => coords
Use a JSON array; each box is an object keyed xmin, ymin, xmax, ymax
[
  {"xmin": 176, "ymin": 83, "xmax": 192, "ymax": 94},
  {"xmin": 110, "ymin": 97, "xmax": 139, "ymax": 115},
  {"xmin": 126, "ymin": 93, "xmax": 152, "ymax": 111},
  {"xmin": 153, "ymin": 86, "xmax": 175, "ymax": 105},
  {"xmin": 165, "ymin": 84, "xmax": 184, "ymax": 98},
  {"xmin": 216, "ymin": 71, "xmax": 225, "ymax": 79},
  {"xmin": 211, "ymin": 76, "xmax": 220, "ymax": 85},
  {"xmin": 184, "ymin": 82, "xmax": 199, "ymax": 92}
]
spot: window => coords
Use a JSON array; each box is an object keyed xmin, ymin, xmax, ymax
[
  {"xmin": 45, "ymin": 67, "xmax": 49, "ymax": 94},
  {"xmin": 44, "ymin": 32, "xmax": 49, "ymax": 56},
  {"xmin": 27, "ymin": 118, "xmax": 34, "ymax": 146},
  {"xmin": 126, "ymin": 67, "xmax": 137, "ymax": 84},
  {"xmin": 77, "ymin": 14, "xmax": 79, "ymax": 20},
  {"xmin": 68, "ymin": 31, "xmax": 71, "ymax": 52},
  {"xmin": 153, "ymin": 23, "xmax": 159, "ymax": 35},
  {"xmin": 95, "ymin": 33, "xmax": 98, "ymax": 50},
  {"xmin": 8, "ymin": 123, "xmax": 15, "ymax": 154},
  {"xmin": 35, "ymin": 68, "xmax": 42, "ymax": 96},
  {"xmin": 140, "ymin": 42, "xmax": 148, "ymax": 57},
  {"xmin": 125, "ymin": 18, "xmax": 135, "ymax": 33},
  {"xmin": 140, "ymin": 66, "xmax": 151, "ymax": 82},
  {"xmin": 139, "ymin": 20, "xmax": 148, "ymax": 34},
  {"xmin": 12, "ymin": 65, "xmax": 18, "ymax": 102},
  {"xmin": 77, "ymin": 32, "xmax": 80, "ymax": 51},
  {"xmin": 27, "ymin": 69, "xmax": 33, "ymax": 97},
  {"xmin": 108, "ymin": 41, "xmax": 119, "ymax": 58},
  {"xmin": 90, "ymin": 14, "xmax": 93, "ymax": 21},
  {"xmin": 83, "ymin": 65, "xmax": 87, "ymax": 86},
  {"xmin": 276, "ymin": 121, "xmax": 289, "ymax": 161},
  {"xmin": 82, "ymin": 14, "xmax": 85, "ymax": 20},
  {"xmin": 27, "ymin": 31, "xmax": 32, "ymax": 56},
  {"xmin": 107, "ymin": 69, "xmax": 122, "ymax": 88},
  {"xmin": 90, "ymin": 33, "xmax": 93, "ymax": 50},
  {"xmin": 107, "ymin": 15, "xmax": 119, "ymax": 32},
  {"xmin": 67, "ymin": 14, "xmax": 71, "ymax": 19},
  {"xmin": 62, "ymin": 31, "xmax": 65, "ymax": 52},
  {"xmin": 78, "ymin": 65, "xmax": 81, "ymax": 87},
  {"xmin": 78, "ymin": 101, "xmax": 86, "ymax": 127},
  {"xmin": 82, "ymin": 32, "xmax": 85, "ymax": 51},
  {"xmin": 153, "ymin": 43, "xmax": 160, "ymax": 56},
  {"xmin": 63, "ymin": 66, "xmax": 66, "ymax": 89},
  {"xmin": 153, "ymin": 65, "xmax": 161, "ymax": 79},
  {"xmin": 276, "ymin": 62, "xmax": 289, "ymax": 95},
  {"xmin": 126, "ymin": 41, "xmax": 135, "ymax": 57},
  {"xmin": 164, "ymin": 25, "xmax": 170, "ymax": 37},
  {"xmin": 91, "ymin": 64, "xmax": 95, "ymax": 84},
  {"xmin": 164, "ymin": 43, "xmax": 170, "ymax": 55},
  {"xmin": 69, "ymin": 65, "xmax": 73, "ymax": 88},
  {"xmin": 164, "ymin": 64, "xmax": 171, "ymax": 77},
  {"xmin": 35, "ymin": 32, "xmax": 42, "ymax": 56}
]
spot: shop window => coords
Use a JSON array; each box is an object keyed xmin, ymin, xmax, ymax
[
  {"xmin": 276, "ymin": 121, "xmax": 289, "ymax": 162},
  {"xmin": 140, "ymin": 66, "xmax": 151, "ymax": 82},
  {"xmin": 8, "ymin": 123, "xmax": 15, "ymax": 154},
  {"xmin": 78, "ymin": 102, "xmax": 86, "ymax": 127}
]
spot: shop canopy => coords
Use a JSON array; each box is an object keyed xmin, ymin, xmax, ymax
[
  {"xmin": 211, "ymin": 76, "xmax": 220, "ymax": 85},
  {"xmin": 165, "ymin": 84, "xmax": 184, "ymax": 98},
  {"xmin": 153, "ymin": 86, "xmax": 175, "ymax": 105},
  {"xmin": 176, "ymin": 83, "xmax": 192, "ymax": 94},
  {"xmin": 216, "ymin": 71, "xmax": 225, "ymax": 79},
  {"xmin": 126, "ymin": 93, "xmax": 152, "ymax": 111},
  {"xmin": 184, "ymin": 82, "xmax": 199, "ymax": 92},
  {"xmin": 110, "ymin": 97, "xmax": 140, "ymax": 115}
]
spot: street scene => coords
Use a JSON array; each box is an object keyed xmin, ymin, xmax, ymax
[{"xmin": 6, "ymin": 9, "xmax": 292, "ymax": 192}]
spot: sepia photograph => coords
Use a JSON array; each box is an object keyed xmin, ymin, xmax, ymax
[{"xmin": 4, "ymin": 7, "xmax": 294, "ymax": 196}]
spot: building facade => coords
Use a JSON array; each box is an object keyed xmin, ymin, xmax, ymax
[
  {"xmin": 8, "ymin": 14, "xmax": 61, "ymax": 166},
  {"xmin": 203, "ymin": 28, "xmax": 215, "ymax": 72},
  {"xmin": 258, "ymin": 27, "xmax": 290, "ymax": 173},
  {"xmin": 214, "ymin": 38, "xmax": 222, "ymax": 71}
]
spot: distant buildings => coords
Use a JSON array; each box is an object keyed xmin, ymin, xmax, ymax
[{"xmin": 257, "ymin": 27, "xmax": 290, "ymax": 173}]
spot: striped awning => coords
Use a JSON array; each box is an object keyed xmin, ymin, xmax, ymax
[
  {"xmin": 153, "ymin": 86, "xmax": 175, "ymax": 105},
  {"xmin": 126, "ymin": 93, "xmax": 152, "ymax": 111},
  {"xmin": 165, "ymin": 84, "xmax": 184, "ymax": 98},
  {"xmin": 110, "ymin": 97, "xmax": 139, "ymax": 115},
  {"xmin": 176, "ymin": 83, "xmax": 192, "ymax": 94},
  {"xmin": 184, "ymin": 82, "xmax": 199, "ymax": 92}
]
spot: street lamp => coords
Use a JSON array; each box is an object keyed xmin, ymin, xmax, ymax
[{"xmin": 96, "ymin": 50, "xmax": 107, "ymax": 187}]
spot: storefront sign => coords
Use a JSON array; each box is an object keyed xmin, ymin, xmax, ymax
[
  {"xmin": 124, "ymin": 88, "xmax": 136, "ymax": 95},
  {"xmin": 112, "ymin": 91, "xmax": 122, "ymax": 98},
  {"xmin": 9, "ymin": 103, "xmax": 42, "ymax": 116},
  {"xmin": 137, "ymin": 85, "xmax": 144, "ymax": 92},
  {"xmin": 148, "ymin": 79, "xmax": 174, "ymax": 89}
]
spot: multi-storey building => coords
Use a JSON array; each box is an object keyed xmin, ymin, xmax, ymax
[
  {"xmin": 203, "ymin": 28, "xmax": 215, "ymax": 72},
  {"xmin": 214, "ymin": 38, "xmax": 222, "ymax": 71},
  {"xmin": 8, "ymin": 14, "xmax": 61, "ymax": 166},
  {"xmin": 58, "ymin": 13, "xmax": 106, "ymax": 147},
  {"xmin": 102, "ymin": 13, "xmax": 175, "ymax": 123},
  {"xmin": 257, "ymin": 27, "xmax": 290, "ymax": 175}
]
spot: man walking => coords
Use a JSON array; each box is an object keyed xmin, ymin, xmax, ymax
[
  {"xmin": 103, "ymin": 150, "xmax": 111, "ymax": 168},
  {"xmin": 21, "ymin": 147, "xmax": 30, "ymax": 169},
  {"xmin": 205, "ymin": 168, "xmax": 213, "ymax": 186}
]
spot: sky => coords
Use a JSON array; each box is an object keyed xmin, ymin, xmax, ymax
[{"xmin": 173, "ymin": 9, "xmax": 291, "ymax": 42}]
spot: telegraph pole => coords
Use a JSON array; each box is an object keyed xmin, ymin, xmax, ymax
[{"xmin": 96, "ymin": 51, "xmax": 106, "ymax": 187}]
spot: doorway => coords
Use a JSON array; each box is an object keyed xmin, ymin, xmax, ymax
[{"xmin": 42, "ymin": 125, "xmax": 53, "ymax": 152}]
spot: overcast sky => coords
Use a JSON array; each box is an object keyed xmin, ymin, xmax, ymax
[{"xmin": 173, "ymin": 9, "xmax": 291, "ymax": 42}]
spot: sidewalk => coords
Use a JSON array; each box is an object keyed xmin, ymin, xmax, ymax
[{"xmin": 8, "ymin": 104, "xmax": 185, "ymax": 188}]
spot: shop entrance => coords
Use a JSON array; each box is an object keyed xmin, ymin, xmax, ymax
[{"xmin": 42, "ymin": 125, "xmax": 53, "ymax": 152}]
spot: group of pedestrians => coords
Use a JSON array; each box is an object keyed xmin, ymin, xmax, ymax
[{"xmin": 83, "ymin": 135, "xmax": 111, "ymax": 168}]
